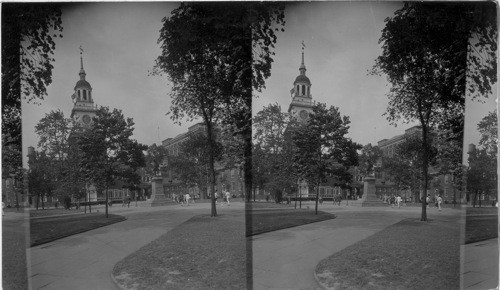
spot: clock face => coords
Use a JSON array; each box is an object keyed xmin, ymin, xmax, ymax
[
  {"xmin": 299, "ymin": 110, "xmax": 308, "ymax": 119},
  {"xmin": 82, "ymin": 114, "xmax": 91, "ymax": 124}
]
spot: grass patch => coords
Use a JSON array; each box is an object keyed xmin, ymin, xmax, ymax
[
  {"xmin": 246, "ymin": 201, "xmax": 295, "ymax": 209},
  {"xmin": 30, "ymin": 213, "xmax": 126, "ymax": 247},
  {"xmin": 112, "ymin": 213, "xmax": 246, "ymax": 290},
  {"xmin": 248, "ymin": 208, "xmax": 336, "ymax": 236},
  {"xmin": 316, "ymin": 218, "xmax": 460, "ymax": 290},
  {"xmin": 465, "ymin": 215, "xmax": 498, "ymax": 244},
  {"xmin": 29, "ymin": 207, "xmax": 89, "ymax": 218}
]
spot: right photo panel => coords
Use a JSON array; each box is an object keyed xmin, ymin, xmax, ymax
[{"xmin": 249, "ymin": 2, "xmax": 498, "ymax": 289}]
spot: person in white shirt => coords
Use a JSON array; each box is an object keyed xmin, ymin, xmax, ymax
[
  {"xmin": 225, "ymin": 190, "xmax": 231, "ymax": 206},
  {"xmin": 437, "ymin": 195, "xmax": 442, "ymax": 211},
  {"xmin": 396, "ymin": 195, "xmax": 402, "ymax": 208},
  {"xmin": 185, "ymin": 193, "xmax": 191, "ymax": 206}
]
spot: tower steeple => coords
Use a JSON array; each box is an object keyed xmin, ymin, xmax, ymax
[
  {"xmin": 79, "ymin": 47, "xmax": 86, "ymax": 80},
  {"xmin": 71, "ymin": 46, "xmax": 96, "ymax": 125},
  {"xmin": 288, "ymin": 43, "xmax": 314, "ymax": 121},
  {"xmin": 299, "ymin": 46, "xmax": 306, "ymax": 75}
]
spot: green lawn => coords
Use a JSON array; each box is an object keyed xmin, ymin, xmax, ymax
[
  {"xmin": 246, "ymin": 201, "xmax": 295, "ymax": 209},
  {"xmin": 113, "ymin": 213, "xmax": 246, "ymax": 290},
  {"xmin": 30, "ymin": 213, "xmax": 126, "ymax": 247},
  {"xmin": 247, "ymin": 208, "xmax": 336, "ymax": 236},
  {"xmin": 316, "ymin": 217, "xmax": 460, "ymax": 290},
  {"xmin": 465, "ymin": 207, "xmax": 498, "ymax": 244}
]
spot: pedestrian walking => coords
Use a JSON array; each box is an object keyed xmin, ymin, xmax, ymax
[
  {"xmin": 225, "ymin": 190, "xmax": 231, "ymax": 206},
  {"xmin": 390, "ymin": 195, "xmax": 395, "ymax": 208},
  {"xmin": 437, "ymin": 195, "xmax": 442, "ymax": 211},
  {"xmin": 396, "ymin": 195, "xmax": 402, "ymax": 208},
  {"xmin": 185, "ymin": 193, "xmax": 191, "ymax": 206},
  {"xmin": 426, "ymin": 194, "xmax": 431, "ymax": 209}
]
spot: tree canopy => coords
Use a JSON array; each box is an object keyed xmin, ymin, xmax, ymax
[
  {"xmin": 372, "ymin": 2, "xmax": 497, "ymax": 221},
  {"xmin": 2, "ymin": 4, "xmax": 63, "ymax": 203},
  {"xmin": 153, "ymin": 3, "xmax": 285, "ymax": 215},
  {"xmin": 78, "ymin": 107, "xmax": 147, "ymax": 217},
  {"xmin": 252, "ymin": 103, "xmax": 297, "ymax": 202},
  {"xmin": 292, "ymin": 103, "xmax": 361, "ymax": 214}
]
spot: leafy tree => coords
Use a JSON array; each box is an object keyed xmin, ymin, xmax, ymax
[
  {"xmin": 27, "ymin": 151, "xmax": 56, "ymax": 210},
  {"xmin": 372, "ymin": 2, "xmax": 496, "ymax": 221},
  {"xmin": 467, "ymin": 147, "xmax": 496, "ymax": 207},
  {"xmin": 78, "ymin": 107, "xmax": 147, "ymax": 217},
  {"xmin": 252, "ymin": 103, "xmax": 297, "ymax": 202},
  {"xmin": 466, "ymin": 112, "xmax": 498, "ymax": 207},
  {"xmin": 35, "ymin": 109, "xmax": 71, "ymax": 169},
  {"xmin": 153, "ymin": 3, "xmax": 285, "ymax": 216},
  {"xmin": 477, "ymin": 111, "xmax": 498, "ymax": 155},
  {"xmin": 358, "ymin": 144, "xmax": 383, "ymax": 177},
  {"xmin": 2, "ymin": 4, "xmax": 63, "ymax": 204},
  {"xmin": 292, "ymin": 103, "xmax": 361, "ymax": 214}
]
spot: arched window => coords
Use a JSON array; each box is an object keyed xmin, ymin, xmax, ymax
[
  {"xmin": 83, "ymin": 90, "xmax": 87, "ymax": 100},
  {"xmin": 306, "ymin": 86, "xmax": 310, "ymax": 96},
  {"xmin": 302, "ymin": 85, "xmax": 305, "ymax": 95},
  {"xmin": 77, "ymin": 90, "xmax": 81, "ymax": 99}
]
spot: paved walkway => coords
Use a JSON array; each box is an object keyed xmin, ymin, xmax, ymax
[
  {"xmin": 28, "ymin": 201, "xmax": 244, "ymax": 290},
  {"xmin": 251, "ymin": 204, "xmax": 462, "ymax": 290},
  {"xmin": 463, "ymin": 238, "xmax": 499, "ymax": 289}
]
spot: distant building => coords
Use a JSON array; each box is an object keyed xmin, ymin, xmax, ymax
[
  {"xmin": 161, "ymin": 123, "xmax": 244, "ymax": 199},
  {"xmin": 374, "ymin": 126, "xmax": 462, "ymax": 204}
]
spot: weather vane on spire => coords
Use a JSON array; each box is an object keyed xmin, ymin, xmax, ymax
[
  {"xmin": 80, "ymin": 45, "xmax": 84, "ymax": 55},
  {"xmin": 301, "ymin": 40, "xmax": 306, "ymax": 51}
]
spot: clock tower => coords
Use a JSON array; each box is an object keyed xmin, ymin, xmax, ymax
[
  {"xmin": 288, "ymin": 46, "xmax": 314, "ymax": 122},
  {"xmin": 71, "ymin": 49, "xmax": 96, "ymax": 127}
]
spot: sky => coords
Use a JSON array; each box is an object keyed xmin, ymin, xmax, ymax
[
  {"xmin": 253, "ymin": 2, "xmax": 497, "ymax": 163},
  {"xmin": 22, "ymin": 2, "xmax": 199, "ymax": 166},
  {"xmin": 22, "ymin": 2, "xmax": 497, "ymax": 166}
]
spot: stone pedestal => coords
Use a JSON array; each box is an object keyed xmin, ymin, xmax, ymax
[
  {"xmin": 142, "ymin": 176, "xmax": 175, "ymax": 207},
  {"xmin": 361, "ymin": 176, "xmax": 386, "ymax": 207}
]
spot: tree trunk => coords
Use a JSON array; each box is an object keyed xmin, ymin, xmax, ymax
[
  {"xmin": 206, "ymin": 120, "xmax": 217, "ymax": 217},
  {"xmin": 105, "ymin": 186, "xmax": 109, "ymax": 218},
  {"xmin": 294, "ymin": 187, "xmax": 298, "ymax": 209},
  {"xmin": 315, "ymin": 181, "xmax": 320, "ymax": 215},
  {"xmin": 420, "ymin": 124, "xmax": 429, "ymax": 221},
  {"xmin": 243, "ymin": 127, "xmax": 252, "ymax": 205}
]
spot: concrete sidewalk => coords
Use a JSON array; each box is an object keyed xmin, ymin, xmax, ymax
[
  {"xmin": 28, "ymin": 201, "xmax": 244, "ymax": 290},
  {"xmin": 462, "ymin": 238, "xmax": 499, "ymax": 290},
  {"xmin": 251, "ymin": 205, "xmax": 461, "ymax": 290}
]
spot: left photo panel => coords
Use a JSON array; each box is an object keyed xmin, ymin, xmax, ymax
[{"xmin": 2, "ymin": 2, "xmax": 284, "ymax": 289}]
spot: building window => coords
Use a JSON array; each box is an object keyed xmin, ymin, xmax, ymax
[
  {"xmin": 89, "ymin": 91, "xmax": 92, "ymax": 100},
  {"xmin": 302, "ymin": 85, "xmax": 305, "ymax": 95},
  {"xmin": 78, "ymin": 90, "xmax": 81, "ymax": 99},
  {"xmin": 83, "ymin": 90, "xmax": 87, "ymax": 100}
]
